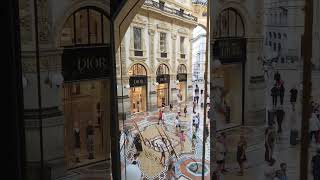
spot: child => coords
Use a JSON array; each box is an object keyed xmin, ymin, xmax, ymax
[{"xmin": 184, "ymin": 105, "xmax": 187, "ymax": 117}]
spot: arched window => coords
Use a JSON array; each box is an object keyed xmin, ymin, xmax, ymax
[
  {"xmin": 283, "ymin": 33, "xmax": 287, "ymax": 39},
  {"xmin": 60, "ymin": 7, "xmax": 111, "ymax": 46},
  {"xmin": 273, "ymin": 32, "xmax": 277, "ymax": 39},
  {"xmin": 217, "ymin": 8, "xmax": 245, "ymax": 37},
  {"xmin": 278, "ymin": 43, "xmax": 281, "ymax": 52},
  {"xmin": 278, "ymin": 33, "xmax": 281, "ymax": 39},
  {"xmin": 129, "ymin": 63, "xmax": 147, "ymax": 76},
  {"xmin": 269, "ymin": 32, "xmax": 272, "ymax": 39},
  {"xmin": 177, "ymin": 64, "xmax": 187, "ymax": 74},
  {"xmin": 156, "ymin": 64, "xmax": 169, "ymax": 75}
]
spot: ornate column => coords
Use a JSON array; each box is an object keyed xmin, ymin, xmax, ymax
[
  {"xmin": 148, "ymin": 29, "xmax": 155, "ymax": 74},
  {"xmin": 188, "ymin": 36, "xmax": 193, "ymax": 101},
  {"xmin": 171, "ymin": 33, "xmax": 177, "ymax": 72}
]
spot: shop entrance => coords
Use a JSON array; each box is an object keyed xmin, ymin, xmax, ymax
[
  {"xmin": 129, "ymin": 86, "xmax": 147, "ymax": 113},
  {"xmin": 59, "ymin": 6, "xmax": 112, "ymax": 169},
  {"xmin": 128, "ymin": 64, "xmax": 148, "ymax": 113},
  {"xmin": 63, "ymin": 80, "xmax": 110, "ymax": 169},
  {"xmin": 156, "ymin": 64, "xmax": 170, "ymax": 107},
  {"xmin": 177, "ymin": 64, "xmax": 188, "ymax": 103}
]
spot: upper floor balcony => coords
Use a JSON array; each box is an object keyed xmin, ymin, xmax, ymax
[{"xmin": 144, "ymin": 0, "xmax": 198, "ymax": 22}]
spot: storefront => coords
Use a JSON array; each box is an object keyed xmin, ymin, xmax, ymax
[
  {"xmin": 156, "ymin": 64, "xmax": 170, "ymax": 107},
  {"xmin": 128, "ymin": 64, "xmax": 148, "ymax": 113},
  {"xmin": 211, "ymin": 8, "xmax": 246, "ymax": 129},
  {"xmin": 60, "ymin": 8, "xmax": 112, "ymax": 169},
  {"xmin": 177, "ymin": 64, "xmax": 188, "ymax": 102}
]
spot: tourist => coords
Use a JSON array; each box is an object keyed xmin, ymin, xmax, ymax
[
  {"xmin": 195, "ymin": 84, "xmax": 199, "ymax": 104},
  {"xmin": 191, "ymin": 129, "xmax": 197, "ymax": 150},
  {"xmin": 158, "ymin": 109, "xmax": 163, "ymax": 125},
  {"xmin": 275, "ymin": 108, "xmax": 285, "ymax": 133},
  {"xmin": 192, "ymin": 113, "xmax": 199, "ymax": 132},
  {"xmin": 289, "ymin": 86, "xmax": 298, "ymax": 111},
  {"xmin": 160, "ymin": 145, "xmax": 166, "ymax": 166},
  {"xmin": 184, "ymin": 105, "xmax": 187, "ymax": 117},
  {"xmin": 310, "ymin": 112, "xmax": 320, "ymax": 144},
  {"xmin": 265, "ymin": 126, "xmax": 276, "ymax": 164},
  {"xmin": 134, "ymin": 134, "xmax": 143, "ymax": 153},
  {"xmin": 271, "ymin": 84, "xmax": 278, "ymax": 108},
  {"xmin": 236, "ymin": 135, "xmax": 247, "ymax": 176},
  {"xmin": 279, "ymin": 83, "xmax": 285, "ymax": 106},
  {"xmin": 311, "ymin": 147, "xmax": 320, "ymax": 180},
  {"xmin": 264, "ymin": 160, "xmax": 276, "ymax": 180},
  {"xmin": 193, "ymin": 100, "xmax": 197, "ymax": 113},
  {"xmin": 175, "ymin": 115, "xmax": 181, "ymax": 134},
  {"xmin": 276, "ymin": 163, "xmax": 288, "ymax": 180},
  {"xmin": 169, "ymin": 103, "xmax": 173, "ymax": 111},
  {"xmin": 179, "ymin": 130, "xmax": 186, "ymax": 151},
  {"xmin": 167, "ymin": 150, "xmax": 176, "ymax": 180}
]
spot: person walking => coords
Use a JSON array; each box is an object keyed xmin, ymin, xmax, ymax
[
  {"xmin": 236, "ymin": 135, "xmax": 247, "ymax": 176},
  {"xmin": 158, "ymin": 109, "xmax": 163, "ymax": 125},
  {"xmin": 193, "ymin": 113, "xmax": 199, "ymax": 132},
  {"xmin": 167, "ymin": 150, "xmax": 176, "ymax": 180},
  {"xmin": 193, "ymin": 100, "xmax": 197, "ymax": 113},
  {"xmin": 160, "ymin": 145, "xmax": 166, "ymax": 166},
  {"xmin": 179, "ymin": 131, "xmax": 185, "ymax": 152},
  {"xmin": 276, "ymin": 108, "xmax": 285, "ymax": 133},
  {"xmin": 310, "ymin": 112, "xmax": 320, "ymax": 144},
  {"xmin": 175, "ymin": 115, "xmax": 181, "ymax": 134},
  {"xmin": 289, "ymin": 87, "xmax": 298, "ymax": 111},
  {"xmin": 195, "ymin": 84, "xmax": 199, "ymax": 104},
  {"xmin": 312, "ymin": 147, "xmax": 320, "ymax": 180},
  {"xmin": 265, "ymin": 126, "xmax": 276, "ymax": 164},
  {"xmin": 271, "ymin": 84, "xmax": 278, "ymax": 108},
  {"xmin": 183, "ymin": 105, "xmax": 187, "ymax": 117},
  {"xmin": 279, "ymin": 83, "xmax": 285, "ymax": 106}
]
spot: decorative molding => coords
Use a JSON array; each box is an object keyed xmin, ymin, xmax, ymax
[
  {"xmin": 171, "ymin": 33, "xmax": 177, "ymax": 40},
  {"xmin": 129, "ymin": 56, "xmax": 148, "ymax": 62},
  {"xmin": 157, "ymin": 22, "xmax": 170, "ymax": 31},
  {"xmin": 133, "ymin": 14, "xmax": 148, "ymax": 25},
  {"xmin": 156, "ymin": 57, "xmax": 170, "ymax": 63},
  {"xmin": 177, "ymin": 28, "xmax": 189, "ymax": 35},
  {"xmin": 148, "ymin": 29, "xmax": 155, "ymax": 36},
  {"xmin": 149, "ymin": 29, "xmax": 155, "ymax": 74}
]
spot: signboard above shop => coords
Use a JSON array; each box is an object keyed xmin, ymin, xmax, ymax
[
  {"xmin": 212, "ymin": 38, "xmax": 246, "ymax": 64},
  {"xmin": 62, "ymin": 46, "xmax": 110, "ymax": 82},
  {"xmin": 156, "ymin": 74, "xmax": 170, "ymax": 84},
  {"xmin": 177, "ymin": 73, "xmax": 187, "ymax": 82},
  {"xmin": 129, "ymin": 76, "xmax": 148, "ymax": 87}
]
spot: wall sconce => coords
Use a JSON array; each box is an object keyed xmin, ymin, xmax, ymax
[
  {"xmin": 22, "ymin": 74, "xmax": 28, "ymax": 88},
  {"xmin": 176, "ymin": 80, "xmax": 180, "ymax": 84},
  {"xmin": 123, "ymin": 84, "xmax": 130, "ymax": 89}
]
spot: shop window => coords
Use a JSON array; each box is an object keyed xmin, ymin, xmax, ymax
[
  {"xmin": 160, "ymin": 32, "xmax": 167, "ymax": 57},
  {"xmin": 60, "ymin": 8, "xmax": 110, "ymax": 46},
  {"xmin": 180, "ymin": 36, "xmax": 185, "ymax": 55},
  {"xmin": 133, "ymin": 27, "xmax": 143, "ymax": 56}
]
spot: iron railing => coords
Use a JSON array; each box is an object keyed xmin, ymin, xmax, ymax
[{"xmin": 144, "ymin": 0, "xmax": 197, "ymax": 21}]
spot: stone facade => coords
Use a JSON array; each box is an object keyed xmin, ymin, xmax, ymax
[{"xmin": 116, "ymin": 0, "xmax": 197, "ymax": 115}]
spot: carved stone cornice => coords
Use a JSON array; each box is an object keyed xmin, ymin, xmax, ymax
[
  {"xmin": 177, "ymin": 28, "xmax": 189, "ymax": 35},
  {"xmin": 157, "ymin": 22, "xmax": 170, "ymax": 31},
  {"xmin": 129, "ymin": 56, "xmax": 148, "ymax": 62},
  {"xmin": 156, "ymin": 57, "xmax": 170, "ymax": 63}
]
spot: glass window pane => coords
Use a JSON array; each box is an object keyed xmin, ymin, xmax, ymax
[
  {"xmin": 89, "ymin": 10, "xmax": 102, "ymax": 44},
  {"xmin": 103, "ymin": 15, "xmax": 111, "ymax": 44},
  {"xmin": 160, "ymin": 32, "xmax": 166, "ymax": 52},
  {"xmin": 134, "ymin": 27, "xmax": 142, "ymax": 50},
  {"xmin": 236, "ymin": 15, "xmax": 244, "ymax": 37},
  {"xmin": 60, "ymin": 15, "xmax": 74, "ymax": 46},
  {"xmin": 229, "ymin": 10, "xmax": 236, "ymax": 37},
  {"xmin": 75, "ymin": 9, "xmax": 88, "ymax": 44},
  {"xmin": 180, "ymin": 36, "xmax": 185, "ymax": 53}
]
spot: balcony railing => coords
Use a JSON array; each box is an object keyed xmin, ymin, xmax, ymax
[{"xmin": 144, "ymin": 0, "xmax": 198, "ymax": 22}]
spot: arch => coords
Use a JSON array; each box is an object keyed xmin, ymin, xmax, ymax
[
  {"xmin": 215, "ymin": 2, "xmax": 252, "ymax": 37},
  {"xmin": 177, "ymin": 64, "xmax": 187, "ymax": 74},
  {"xmin": 156, "ymin": 63, "xmax": 170, "ymax": 76},
  {"xmin": 128, "ymin": 63, "xmax": 147, "ymax": 76},
  {"xmin": 127, "ymin": 61, "xmax": 151, "ymax": 76},
  {"xmin": 53, "ymin": 1, "xmax": 110, "ymax": 48},
  {"xmin": 217, "ymin": 7, "xmax": 245, "ymax": 38},
  {"xmin": 278, "ymin": 33, "xmax": 281, "ymax": 39}
]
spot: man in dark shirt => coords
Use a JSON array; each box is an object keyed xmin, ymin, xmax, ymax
[
  {"xmin": 274, "ymin": 71, "xmax": 281, "ymax": 82},
  {"xmin": 271, "ymin": 84, "xmax": 279, "ymax": 107},
  {"xmin": 279, "ymin": 84, "xmax": 285, "ymax": 106},
  {"xmin": 290, "ymin": 87, "xmax": 298, "ymax": 110},
  {"xmin": 276, "ymin": 108, "xmax": 285, "ymax": 133},
  {"xmin": 195, "ymin": 84, "xmax": 199, "ymax": 104},
  {"xmin": 86, "ymin": 121, "xmax": 94, "ymax": 159}
]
